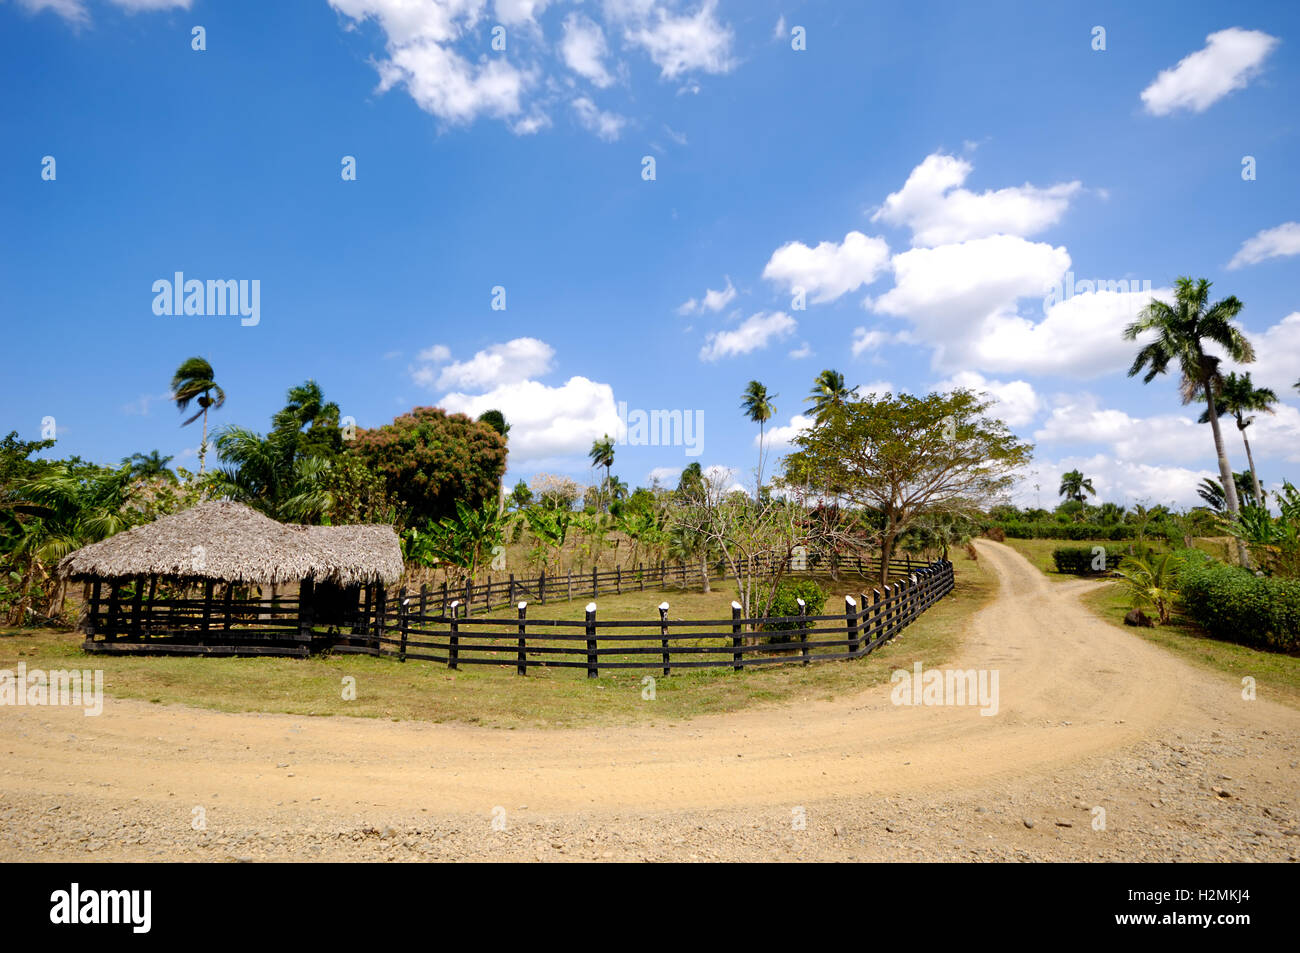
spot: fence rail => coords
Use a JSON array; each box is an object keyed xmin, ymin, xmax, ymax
[{"xmin": 81, "ymin": 555, "xmax": 955, "ymax": 676}]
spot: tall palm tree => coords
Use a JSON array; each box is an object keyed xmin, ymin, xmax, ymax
[
  {"xmin": 121, "ymin": 450, "xmax": 177, "ymax": 483},
  {"xmin": 806, "ymin": 369, "xmax": 857, "ymax": 421},
  {"xmin": 588, "ymin": 435, "xmax": 615, "ymax": 510},
  {"xmin": 1058, "ymin": 469, "xmax": 1095, "ymax": 503},
  {"xmin": 1125, "ymin": 277, "xmax": 1254, "ymax": 564},
  {"xmin": 741, "ymin": 380, "xmax": 776, "ymax": 492},
  {"xmin": 1198, "ymin": 371, "xmax": 1276, "ymax": 506},
  {"xmin": 207, "ymin": 427, "xmax": 333, "ymax": 523},
  {"xmin": 171, "ymin": 357, "xmax": 225, "ymax": 475}
]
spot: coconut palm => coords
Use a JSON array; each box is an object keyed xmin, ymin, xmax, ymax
[
  {"xmin": 588, "ymin": 435, "xmax": 615, "ymax": 510},
  {"xmin": 1058, "ymin": 469, "xmax": 1095, "ymax": 503},
  {"xmin": 741, "ymin": 380, "xmax": 777, "ymax": 491},
  {"xmin": 1125, "ymin": 277, "xmax": 1254, "ymax": 564},
  {"xmin": 1198, "ymin": 371, "xmax": 1276, "ymax": 506},
  {"xmin": 1112, "ymin": 552, "xmax": 1183, "ymax": 625},
  {"xmin": 807, "ymin": 369, "xmax": 857, "ymax": 421},
  {"xmin": 121, "ymin": 450, "xmax": 177, "ymax": 483},
  {"xmin": 206, "ymin": 426, "xmax": 334, "ymax": 524},
  {"xmin": 171, "ymin": 357, "xmax": 225, "ymax": 475}
]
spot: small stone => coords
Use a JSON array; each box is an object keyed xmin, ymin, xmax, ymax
[{"xmin": 1023, "ymin": 819, "xmax": 1035, "ymax": 829}]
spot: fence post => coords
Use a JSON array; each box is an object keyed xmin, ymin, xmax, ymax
[
  {"xmin": 731, "ymin": 601, "xmax": 743, "ymax": 672},
  {"xmin": 539, "ymin": 569, "xmax": 546, "ymax": 605},
  {"xmin": 486, "ymin": 574, "xmax": 492, "ymax": 612},
  {"xmin": 845, "ymin": 595, "xmax": 858, "ymax": 656},
  {"xmin": 639, "ymin": 563, "xmax": 644, "ymax": 592},
  {"xmin": 659, "ymin": 602, "xmax": 670, "ymax": 676},
  {"xmin": 616, "ymin": 565, "xmax": 622, "ymax": 594},
  {"xmin": 373, "ymin": 584, "xmax": 387, "ymax": 653},
  {"xmin": 464, "ymin": 578, "xmax": 473, "ymax": 617},
  {"xmin": 398, "ymin": 589, "xmax": 409, "ymax": 662},
  {"xmin": 130, "ymin": 575, "xmax": 144, "ymax": 638},
  {"xmin": 508, "ymin": 573, "xmax": 515, "ymax": 606},
  {"xmin": 87, "ymin": 580, "xmax": 102, "ymax": 639},
  {"xmin": 201, "ymin": 580, "xmax": 214, "ymax": 642},
  {"xmin": 592, "ymin": 566, "xmax": 598, "ymax": 598},
  {"xmin": 516, "ymin": 601, "xmax": 528, "ymax": 676},
  {"xmin": 798, "ymin": 598, "xmax": 810, "ymax": 665},
  {"xmin": 440, "ymin": 581, "xmax": 448, "ymax": 615},
  {"xmin": 870, "ymin": 588, "xmax": 882, "ymax": 646},
  {"xmin": 448, "ymin": 600, "xmax": 460, "ymax": 670},
  {"xmin": 566, "ymin": 570, "xmax": 572, "ymax": 603},
  {"xmin": 419, "ymin": 583, "xmax": 427, "ymax": 620},
  {"xmin": 300, "ymin": 578, "xmax": 316, "ymax": 649},
  {"xmin": 585, "ymin": 602, "xmax": 598, "ymax": 679}
]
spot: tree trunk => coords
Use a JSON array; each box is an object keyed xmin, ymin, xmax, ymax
[
  {"xmin": 199, "ymin": 405, "xmax": 208, "ymax": 476},
  {"xmin": 879, "ymin": 530, "xmax": 897, "ymax": 589},
  {"xmin": 1205, "ymin": 386, "xmax": 1249, "ymax": 566},
  {"xmin": 699, "ymin": 553, "xmax": 710, "ymax": 593},
  {"xmin": 1240, "ymin": 422, "xmax": 1263, "ymax": 507}
]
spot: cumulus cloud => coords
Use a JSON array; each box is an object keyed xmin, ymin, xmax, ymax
[
  {"xmin": 561, "ymin": 12, "xmax": 615, "ymax": 87},
  {"xmin": 762, "ymin": 231, "xmax": 891, "ymax": 304},
  {"xmin": 872, "ymin": 152, "xmax": 1081, "ymax": 247},
  {"xmin": 621, "ymin": 0, "xmax": 736, "ymax": 79},
  {"xmin": 1141, "ymin": 28, "xmax": 1279, "ymax": 115},
  {"xmin": 936, "ymin": 371, "xmax": 1040, "ymax": 428},
  {"xmin": 1011, "ymin": 455, "xmax": 1215, "ymax": 509},
  {"xmin": 698, "ymin": 311, "xmax": 796, "ymax": 362},
  {"xmin": 647, "ymin": 465, "xmax": 682, "ymax": 486},
  {"xmin": 1227, "ymin": 222, "xmax": 1300, "ymax": 269},
  {"xmin": 441, "ymin": 376, "xmax": 621, "ymax": 462},
  {"xmin": 759, "ymin": 413, "xmax": 815, "ymax": 450},
  {"xmin": 417, "ymin": 337, "xmax": 555, "ymax": 391},
  {"xmin": 677, "ymin": 276, "xmax": 736, "ymax": 315},
  {"xmin": 571, "ymin": 96, "xmax": 626, "ymax": 140},
  {"xmin": 851, "ymin": 327, "xmax": 888, "ymax": 357},
  {"xmin": 1233, "ymin": 312, "xmax": 1300, "ymax": 394}
]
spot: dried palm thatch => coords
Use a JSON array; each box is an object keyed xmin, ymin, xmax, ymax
[{"xmin": 57, "ymin": 501, "xmax": 402, "ymax": 586}]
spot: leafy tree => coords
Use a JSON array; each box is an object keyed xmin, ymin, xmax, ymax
[
  {"xmin": 1125, "ymin": 277, "xmax": 1254, "ymax": 564},
  {"xmin": 405, "ymin": 499, "xmax": 509, "ymax": 582},
  {"xmin": 1198, "ymin": 371, "xmax": 1276, "ymax": 506},
  {"xmin": 477, "ymin": 409, "xmax": 510, "ymax": 437},
  {"xmin": 508, "ymin": 479, "xmax": 533, "ymax": 510},
  {"xmin": 676, "ymin": 461, "xmax": 704, "ymax": 500},
  {"xmin": 348, "ymin": 407, "xmax": 506, "ymax": 526},
  {"xmin": 782, "ymin": 389, "xmax": 1032, "ymax": 586},
  {"xmin": 207, "ymin": 427, "xmax": 335, "ymax": 523},
  {"xmin": 171, "ymin": 357, "xmax": 225, "ymax": 475},
  {"xmin": 1057, "ymin": 469, "xmax": 1095, "ymax": 503},
  {"xmin": 741, "ymin": 380, "xmax": 776, "ymax": 491},
  {"xmin": 273, "ymin": 379, "xmax": 342, "ymax": 460},
  {"xmin": 806, "ymin": 369, "xmax": 857, "ymax": 421}
]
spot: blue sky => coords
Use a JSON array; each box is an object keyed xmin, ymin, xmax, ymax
[{"xmin": 2, "ymin": 0, "xmax": 1298, "ymax": 510}]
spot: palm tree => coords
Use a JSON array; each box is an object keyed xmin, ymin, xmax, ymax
[
  {"xmin": 121, "ymin": 450, "xmax": 177, "ymax": 483},
  {"xmin": 588, "ymin": 435, "xmax": 615, "ymax": 510},
  {"xmin": 206, "ymin": 427, "xmax": 333, "ymax": 523},
  {"xmin": 171, "ymin": 357, "xmax": 225, "ymax": 475},
  {"xmin": 1125, "ymin": 277, "xmax": 1254, "ymax": 565},
  {"xmin": 741, "ymin": 380, "xmax": 776, "ymax": 491},
  {"xmin": 1198, "ymin": 371, "xmax": 1276, "ymax": 506},
  {"xmin": 806, "ymin": 369, "xmax": 857, "ymax": 421},
  {"xmin": 1058, "ymin": 469, "xmax": 1095, "ymax": 503}
]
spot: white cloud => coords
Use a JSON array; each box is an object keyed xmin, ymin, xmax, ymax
[
  {"xmin": 441, "ymin": 376, "xmax": 620, "ymax": 463},
  {"xmin": 561, "ymin": 12, "xmax": 615, "ymax": 87},
  {"xmin": 571, "ymin": 96, "xmax": 626, "ymax": 140},
  {"xmin": 647, "ymin": 465, "xmax": 682, "ymax": 486},
  {"xmin": 1227, "ymin": 222, "xmax": 1300, "ymax": 269},
  {"xmin": 788, "ymin": 342, "xmax": 812, "ymax": 359},
  {"xmin": 17, "ymin": 0, "xmax": 189, "ymax": 25},
  {"xmin": 872, "ymin": 152, "xmax": 1081, "ymax": 247},
  {"xmin": 1236, "ymin": 312, "xmax": 1300, "ymax": 394},
  {"xmin": 773, "ymin": 15, "xmax": 786, "ymax": 41},
  {"xmin": 851, "ymin": 327, "xmax": 888, "ymax": 357},
  {"xmin": 936, "ymin": 371, "xmax": 1040, "ymax": 427},
  {"xmin": 759, "ymin": 413, "xmax": 815, "ymax": 449},
  {"xmin": 1034, "ymin": 394, "xmax": 1208, "ymax": 464},
  {"xmin": 108, "ymin": 0, "xmax": 191, "ymax": 8},
  {"xmin": 418, "ymin": 337, "xmax": 555, "ymax": 391},
  {"xmin": 762, "ymin": 231, "xmax": 891, "ymax": 304},
  {"xmin": 970, "ymin": 285, "xmax": 1171, "ymax": 378},
  {"xmin": 1012, "ymin": 455, "xmax": 1215, "ymax": 509},
  {"xmin": 623, "ymin": 0, "xmax": 736, "ymax": 79},
  {"xmin": 1141, "ymin": 28, "xmax": 1279, "ymax": 116},
  {"xmin": 494, "ymin": 0, "xmax": 552, "ymax": 26},
  {"xmin": 677, "ymin": 276, "xmax": 736, "ymax": 314},
  {"xmin": 698, "ymin": 311, "xmax": 796, "ymax": 362},
  {"xmin": 418, "ymin": 343, "xmax": 452, "ymax": 363},
  {"xmin": 856, "ymin": 379, "xmax": 894, "ymax": 398}
]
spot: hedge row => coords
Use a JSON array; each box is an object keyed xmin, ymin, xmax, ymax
[
  {"xmin": 1052, "ymin": 545, "xmax": 1154, "ymax": 575},
  {"xmin": 995, "ymin": 522, "xmax": 1138, "ymax": 541},
  {"xmin": 1176, "ymin": 553, "xmax": 1300, "ymax": 653}
]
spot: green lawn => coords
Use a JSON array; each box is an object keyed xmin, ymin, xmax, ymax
[{"xmin": 0, "ymin": 552, "xmax": 994, "ymax": 729}]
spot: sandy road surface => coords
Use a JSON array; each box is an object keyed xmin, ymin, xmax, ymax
[{"xmin": 2, "ymin": 540, "xmax": 1297, "ymax": 861}]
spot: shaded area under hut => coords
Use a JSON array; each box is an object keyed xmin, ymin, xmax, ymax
[{"xmin": 57, "ymin": 501, "xmax": 403, "ymax": 656}]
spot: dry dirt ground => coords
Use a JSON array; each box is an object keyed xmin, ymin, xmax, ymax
[{"xmin": 2, "ymin": 540, "xmax": 1296, "ymax": 862}]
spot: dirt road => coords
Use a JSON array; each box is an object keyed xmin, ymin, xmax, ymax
[{"xmin": 2, "ymin": 540, "xmax": 1296, "ymax": 861}]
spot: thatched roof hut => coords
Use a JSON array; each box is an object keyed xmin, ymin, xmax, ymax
[{"xmin": 57, "ymin": 501, "xmax": 402, "ymax": 587}]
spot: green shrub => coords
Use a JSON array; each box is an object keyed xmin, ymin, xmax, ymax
[
  {"xmin": 999, "ymin": 522, "xmax": 1137, "ymax": 541},
  {"xmin": 762, "ymin": 578, "xmax": 828, "ymax": 643},
  {"xmin": 1052, "ymin": 544, "xmax": 1154, "ymax": 574},
  {"xmin": 1176, "ymin": 551, "xmax": 1300, "ymax": 653}
]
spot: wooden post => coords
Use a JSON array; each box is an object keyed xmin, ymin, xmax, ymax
[
  {"xmin": 870, "ymin": 588, "xmax": 882, "ymax": 646},
  {"xmin": 300, "ymin": 578, "xmax": 316, "ymax": 647},
  {"xmin": 106, "ymin": 583, "xmax": 121, "ymax": 642},
  {"xmin": 539, "ymin": 568, "xmax": 546, "ymax": 605},
  {"xmin": 566, "ymin": 570, "xmax": 571, "ymax": 603},
  {"xmin": 798, "ymin": 598, "xmax": 810, "ymax": 665},
  {"xmin": 201, "ymin": 580, "xmax": 214, "ymax": 643},
  {"xmin": 486, "ymin": 573, "xmax": 492, "ymax": 612},
  {"xmin": 440, "ymin": 581, "xmax": 448, "ymax": 615},
  {"xmin": 845, "ymin": 595, "xmax": 859, "ymax": 655},
  {"xmin": 419, "ymin": 583, "xmax": 428, "ymax": 620},
  {"xmin": 130, "ymin": 575, "xmax": 144, "ymax": 638},
  {"xmin": 87, "ymin": 580, "xmax": 102, "ymax": 639},
  {"xmin": 585, "ymin": 602, "xmax": 598, "ymax": 679},
  {"xmin": 616, "ymin": 565, "xmax": 622, "ymax": 594},
  {"xmin": 144, "ymin": 575, "xmax": 157, "ymax": 637},
  {"xmin": 592, "ymin": 565, "xmax": 598, "ymax": 598},
  {"xmin": 359, "ymin": 584, "xmax": 373, "ymax": 635},
  {"xmin": 659, "ymin": 602, "xmax": 670, "ymax": 676},
  {"xmin": 516, "ymin": 602, "xmax": 528, "ymax": 676},
  {"xmin": 374, "ymin": 584, "xmax": 387, "ymax": 652},
  {"xmin": 222, "ymin": 583, "xmax": 234, "ymax": 634},
  {"xmin": 397, "ymin": 590, "xmax": 409, "ymax": 661},
  {"xmin": 731, "ymin": 601, "xmax": 743, "ymax": 672},
  {"xmin": 508, "ymin": 573, "xmax": 516, "ymax": 606},
  {"xmin": 464, "ymin": 578, "xmax": 473, "ymax": 618},
  {"xmin": 639, "ymin": 563, "xmax": 645, "ymax": 592},
  {"xmin": 448, "ymin": 601, "xmax": 460, "ymax": 670}
]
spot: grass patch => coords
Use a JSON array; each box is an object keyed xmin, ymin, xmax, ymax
[
  {"xmin": 0, "ymin": 553, "xmax": 993, "ymax": 729},
  {"xmin": 1079, "ymin": 576, "xmax": 1300, "ymax": 710}
]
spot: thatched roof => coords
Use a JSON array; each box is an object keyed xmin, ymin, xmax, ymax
[{"xmin": 57, "ymin": 501, "xmax": 403, "ymax": 586}]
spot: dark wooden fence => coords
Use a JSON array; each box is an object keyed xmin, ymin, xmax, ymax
[{"xmin": 81, "ymin": 555, "xmax": 954, "ymax": 675}]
